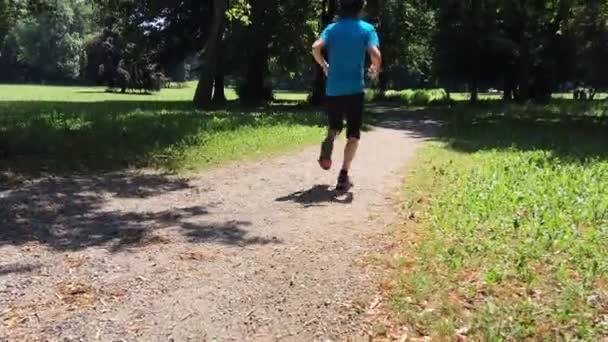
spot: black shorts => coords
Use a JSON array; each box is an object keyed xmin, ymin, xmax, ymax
[{"xmin": 326, "ymin": 93, "xmax": 364, "ymax": 139}]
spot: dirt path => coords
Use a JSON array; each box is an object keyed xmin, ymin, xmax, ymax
[{"xmin": 0, "ymin": 111, "xmax": 435, "ymax": 342}]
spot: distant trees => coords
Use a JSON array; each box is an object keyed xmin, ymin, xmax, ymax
[
  {"xmin": 1, "ymin": 0, "xmax": 608, "ymax": 103},
  {"xmin": 83, "ymin": 29, "xmax": 167, "ymax": 93},
  {"xmin": 0, "ymin": 0, "xmax": 95, "ymax": 83},
  {"xmin": 434, "ymin": 0, "xmax": 608, "ymax": 103}
]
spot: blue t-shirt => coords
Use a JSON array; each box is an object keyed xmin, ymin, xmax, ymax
[{"xmin": 320, "ymin": 18, "xmax": 380, "ymax": 97}]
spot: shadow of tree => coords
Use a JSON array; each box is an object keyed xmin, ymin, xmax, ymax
[
  {"xmin": 366, "ymin": 101, "xmax": 608, "ymax": 164},
  {"xmin": 434, "ymin": 101, "xmax": 608, "ymax": 163},
  {"xmin": 0, "ymin": 173, "xmax": 276, "ymax": 251},
  {"xmin": 276, "ymin": 184, "xmax": 353, "ymax": 208}
]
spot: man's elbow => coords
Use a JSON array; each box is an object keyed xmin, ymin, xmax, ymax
[
  {"xmin": 312, "ymin": 40, "xmax": 325, "ymax": 51},
  {"xmin": 368, "ymin": 46, "xmax": 381, "ymax": 57}
]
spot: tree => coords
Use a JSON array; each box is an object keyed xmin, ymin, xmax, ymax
[
  {"xmin": 5, "ymin": 0, "xmax": 96, "ymax": 82},
  {"xmin": 564, "ymin": 0, "xmax": 608, "ymax": 98},
  {"xmin": 234, "ymin": 0, "xmax": 276, "ymax": 104},
  {"xmin": 435, "ymin": 0, "xmax": 505, "ymax": 102},
  {"xmin": 193, "ymin": 0, "xmax": 227, "ymax": 108},
  {"xmin": 0, "ymin": 0, "xmax": 14, "ymax": 48},
  {"xmin": 310, "ymin": 0, "xmax": 336, "ymax": 105},
  {"xmin": 376, "ymin": 0, "xmax": 436, "ymax": 91}
]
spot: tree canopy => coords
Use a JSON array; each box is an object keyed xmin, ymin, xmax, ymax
[{"xmin": 1, "ymin": 0, "xmax": 607, "ymax": 103}]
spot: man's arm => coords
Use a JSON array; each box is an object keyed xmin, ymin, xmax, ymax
[
  {"xmin": 367, "ymin": 45, "xmax": 382, "ymax": 80},
  {"xmin": 312, "ymin": 39, "xmax": 329, "ymax": 77},
  {"xmin": 366, "ymin": 25, "xmax": 382, "ymax": 81}
]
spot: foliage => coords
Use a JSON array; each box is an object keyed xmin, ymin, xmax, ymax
[
  {"xmin": 0, "ymin": 0, "xmax": 96, "ymax": 82},
  {"xmin": 3, "ymin": 1, "xmax": 608, "ymax": 103},
  {"xmin": 376, "ymin": 0, "xmax": 436, "ymax": 89},
  {"xmin": 563, "ymin": 1, "xmax": 608, "ymax": 95},
  {"xmin": 434, "ymin": 0, "xmax": 608, "ymax": 102}
]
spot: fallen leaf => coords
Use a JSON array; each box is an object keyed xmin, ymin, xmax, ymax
[
  {"xmin": 55, "ymin": 281, "xmax": 97, "ymax": 308},
  {"xmin": 178, "ymin": 251, "xmax": 217, "ymax": 262},
  {"xmin": 64, "ymin": 255, "xmax": 88, "ymax": 268}
]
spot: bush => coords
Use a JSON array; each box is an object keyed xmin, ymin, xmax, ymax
[
  {"xmin": 401, "ymin": 90, "xmax": 415, "ymax": 104},
  {"xmin": 366, "ymin": 88, "xmax": 452, "ymax": 106},
  {"xmin": 411, "ymin": 90, "xmax": 432, "ymax": 106},
  {"xmin": 383, "ymin": 90, "xmax": 401, "ymax": 102},
  {"xmin": 364, "ymin": 89, "xmax": 377, "ymax": 102}
]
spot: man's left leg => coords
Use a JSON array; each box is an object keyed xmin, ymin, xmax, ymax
[{"xmin": 336, "ymin": 93, "xmax": 363, "ymax": 190}]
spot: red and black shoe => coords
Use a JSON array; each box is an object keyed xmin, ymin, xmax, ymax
[{"xmin": 318, "ymin": 139, "xmax": 334, "ymax": 170}]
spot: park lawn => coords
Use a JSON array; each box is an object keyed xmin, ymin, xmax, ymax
[
  {"xmin": 0, "ymin": 84, "xmax": 322, "ymax": 175},
  {"xmin": 381, "ymin": 101, "xmax": 608, "ymax": 340},
  {"xmin": 0, "ymin": 83, "xmax": 308, "ymax": 102}
]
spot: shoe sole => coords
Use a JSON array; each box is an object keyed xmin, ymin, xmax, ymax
[{"xmin": 336, "ymin": 182, "xmax": 353, "ymax": 192}]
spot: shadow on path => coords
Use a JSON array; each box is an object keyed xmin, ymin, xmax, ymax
[{"xmin": 276, "ymin": 185, "xmax": 354, "ymax": 208}]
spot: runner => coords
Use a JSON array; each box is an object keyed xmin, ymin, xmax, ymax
[{"xmin": 312, "ymin": 0, "xmax": 382, "ymax": 191}]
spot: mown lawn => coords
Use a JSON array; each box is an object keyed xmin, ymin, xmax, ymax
[
  {"xmin": 384, "ymin": 100, "xmax": 608, "ymax": 340},
  {"xmin": 0, "ymin": 84, "xmax": 322, "ymax": 175}
]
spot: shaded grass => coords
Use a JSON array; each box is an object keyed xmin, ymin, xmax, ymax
[
  {"xmin": 0, "ymin": 85, "xmax": 322, "ymax": 175},
  {"xmin": 386, "ymin": 100, "xmax": 608, "ymax": 340}
]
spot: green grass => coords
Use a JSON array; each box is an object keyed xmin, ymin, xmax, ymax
[
  {"xmin": 386, "ymin": 100, "xmax": 608, "ymax": 340},
  {"xmin": 0, "ymin": 83, "xmax": 306, "ymax": 102},
  {"xmin": 0, "ymin": 84, "xmax": 322, "ymax": 175}
]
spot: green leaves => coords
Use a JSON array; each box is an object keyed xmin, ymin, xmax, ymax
[{"xmin": 225, "ymin": 0, "xmax": 250, "ymax": 25}]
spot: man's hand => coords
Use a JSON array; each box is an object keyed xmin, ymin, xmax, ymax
[
  {"xmin": 367, "ymin": 64, "xmax": 379, "ymax": 81},
  {"xmin": 367, "ymin": 45, "xmax": 382, "ymax": 82},
  {"xmin": 322, "ymin": 63, "xmax": 329, "ymax": 77}
]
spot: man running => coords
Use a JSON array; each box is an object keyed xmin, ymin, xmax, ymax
[{"xmin": 312, "ymin": 0, "xmax": 382, "ymax": 191}]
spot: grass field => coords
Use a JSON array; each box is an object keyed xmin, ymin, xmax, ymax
[
  {"xmin": 0, "ymin": 83, "xmax": 308, "ymax": 103},
  {"xmin": 381, "ymin": 100, "xmax": 608, "ymax": 340},
  {"xmin": 0, "ymin": 84, "xmax": 321, "ymax": 176}
]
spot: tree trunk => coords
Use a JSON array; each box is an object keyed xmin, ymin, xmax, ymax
[
  {"xmin": 242, "ymin": 47, "xmax": 269, "ymax": 104},
  {"xmin": 589, "ymin": 88, "xmax": 597, "ymax": 101},
  {"xmin": 503, "ymin": 72, "xmax": 515, "ymax": 101},
  {"xmin": 240, "ymin": 0, "xmax": 273, "ymax": 104},
  {"xmin": 212, "ymin": 33, "xmax": 227, "ymax": 105},
  {"xmin": 310, "ymin": 0, "xmax": 336, "ymax": 105},
  {"xmin": 193, "ymin": 0, "xmax": 227, "ymax": 109},
  {"xmin": 469, "ymin": 0, "xmax": 481, "ymax": 104},
  {"xmin": 517, "ymin": 43, "xmax": 530, "ymax": 102},
  {"xmin": 515, "ymin": 5, "xmax": 530, "ymax": 102},
  {"xmin": 378, "ymin": 69, "xmax": 389, "ymax": 92},
  {"xmin": 212, "ymin": 73, "xmax": 226, "ymax": 104},
  {"xmin": 470, "ymin": 79, "xmax": 479, "ymax": 103}
]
